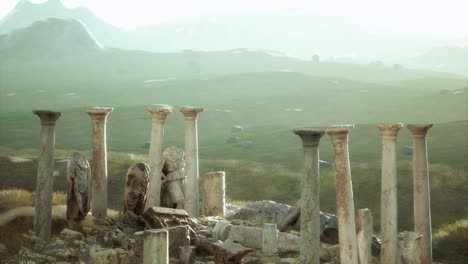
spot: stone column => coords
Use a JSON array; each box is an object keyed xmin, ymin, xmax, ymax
[
  {"xmin": 293, "ymin": 128, "xmax": 325, "ymax": 264},
  {"xmin": 86, "ymin": 107, "xmax": 113, "ymax": 218},
  {"xmin": 325, "ymin": 125, "xmax": 358, "ymax": 264},
  {"xmin": 145, "ymin": 104, "xmax": 172, "ymax": 211},
  {"xmin": 377, "ymin": 123, "xmax": 402, "ymax": 264},
  {"xmin": 356, "ymin": 208, "xmax": 373, "ymax": 264},
  {"xmin": 143, "ymin": 229, "xmax": 169, "ymax": 264},
  {"xmin": 262, "ymin": 223, "xmax": 278, "ymax": 256},
  {"xmin": 180, "ymin": 106, "xmax": 204, "ymax": 217},
  {"xmin": 407, "ymin": 124, "xmax": 433, "ymax": 263},
  {"xmin": 203, "ymin": 171, "xmax": 226, "ymax": 216},
  {"xmin": 32, "ymin": 110, "xmax": 62, "ymax": 241}
]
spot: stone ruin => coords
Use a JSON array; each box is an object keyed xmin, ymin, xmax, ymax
[{"xmin": 5, "ymin": 108, "xmax": 435, "ymax": 263}]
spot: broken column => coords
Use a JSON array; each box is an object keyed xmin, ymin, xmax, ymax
[
  {"xmin": 326, "ymin": 125, "xmax": 358, "ymax": 264},
  {"xmin": 86, "ymin": 107, "xmax": 113, "ymax": 218},
  {"xmin": 203, "ymin": 171, "xmax": 226, "ymax": 216},
  {"xmin": 407, "ymin": 123, "xmax": 433, "ymax": 263},
  {"xmin": 32, "ymin": 110, "xmax": 62, "ymax": 241},
  {"xmin": 356, "ymin": 208, "xmax": 373, "ymax": 264},
  {"xmin": 143, "ymin": 229, "xmax": 169, "ymax": 264},
  {"xmin": 145, "ymin": 104, "xmax": 172, "ymax": 211},
  {"xmin": 293, "ymin": 128, "xmax": 325, "ymax": 264},
  {"xmin": 377, "ymin": 123, "xmax": 402, "ymax": 264},
  {"xmin": 180, "ymin": 106, "xmax": 204, "ymax": 217},
  {"xmin": 262, "ymin": 223, "xmax": 278, "ymax": 256}
]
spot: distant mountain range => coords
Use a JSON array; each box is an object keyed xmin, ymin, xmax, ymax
[
  {"xmin": 0, "ymin": 18, "xmax": 103, "ymax": 59},
  {"xmin": 0, "ymin": 0, "xmax": 467, "ymax": 75}
]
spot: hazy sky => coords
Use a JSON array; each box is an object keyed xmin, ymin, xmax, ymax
[{"xmin": 1, "ymin": 0, "xmax": 468, "ymax": 37}]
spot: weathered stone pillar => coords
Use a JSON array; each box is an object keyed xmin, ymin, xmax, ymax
[
  {"xmin": 145, "ymin": 104, "xmax": 172, "ymax": 211},
  {"xmin": 143, "ymin": 229, "xmax": 169, "ymax": 264},
  {"xmin": 180, "ymin": 106, "xmax": 204, "ymax": 217},
  {"xmin": 86, "ymin": 107, "xmax": 113, "ymax": 218},
  {"xmin": 262, "ymin": 223, "xmax": 278, "ymax": 256},
  {"xmin": 293, "ymin": 128, "xmax": 325, "ymax": 264},
  {"xmin": 32, "ymin": 110, "xmax": 62, "ymax": 241},
  {"xmin": 408, "ymin": 124, "xmax": 433, "ymax": 263},
  {"xmin": 326, "ymin": 125, "xmax": 358, "ymax": 264},
  {"xmin": 203, "ymin": 171, "xmax": 226, "ymax": 216},
  {"xmin": 377, "ymin": 123, "xmax": 402, "ymax": 264},
  {"xmin": 356, "ymin": 208, "xmax": 373, "ymax": 264}
]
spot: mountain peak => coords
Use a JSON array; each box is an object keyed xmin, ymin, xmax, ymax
[{"xmin": 0, "ymin": 17, "xmax": 104, "ymax": 60}]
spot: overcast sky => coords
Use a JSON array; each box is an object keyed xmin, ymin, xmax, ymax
[{"xmin": 1, "ymin": 0, "xmax": 468, "ymax": 37}]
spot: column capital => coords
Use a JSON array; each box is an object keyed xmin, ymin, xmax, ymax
[
  {"xmin": 377, "ymin": 123, "xmax": 403, "ymax": 137},
  {"xmin": 293, "ymin": 128, "xmax": 325, "ymax": 147},
  {"xmin": 407, "ymin": 124, "xmax": 433, "ymax": 137},
  {"xmin": 86, "ymin": 107, "xmax": 113, "ymax": 120},
  {"xmin": 32, "ymin": 110, "xmax": 62, "ymax": 125},
  {"xmin": 147, "ymin": 104, "xmax": 172, "ymax": 120},
  {"xmin": 325, "ymin": 125, "xmax": 354, "ymax": 140},
  {"xmin": 180, "ymin": 106, "xmax": 204, "ymax": 119}
]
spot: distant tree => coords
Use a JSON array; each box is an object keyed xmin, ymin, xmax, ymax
[{"xmin": 312, "ymin": 54, "xmax": 320, "ymax": 63}]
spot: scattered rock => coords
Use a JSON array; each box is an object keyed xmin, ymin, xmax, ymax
[
  {"xmin": 213, "ymin": 239, "xmax": 252, "ymax": 264},
  {"xmin": 60, "ymin": 228, "xmax": 84, "ymax": 240},
  {"xmin": 88, "ymin": 246, "xmax": 118, "ymax": 264}
]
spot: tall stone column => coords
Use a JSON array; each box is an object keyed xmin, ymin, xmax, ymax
[
  {"xmin": 143, "ymin": 229, "xmax": 169, "ymax": 264},
  {"xmin": 356, "ymin": 208, "xmax": 373, "ymax": 264},
  {"xmin": 180, "ymin": 106, "xmax": 204, "ymax": 217},
  {"xmin": 293, "ymin": 128, "xmax": 325, "ymax": 264},
  {"xmin": 377, "ymin": 123, "xmax": 402, "ymax": 264},
  {"xmin": 86, "ymin": 107, "xmax": 113, "ymax": 218},
  {"xmin": 145, "ymin": 104, "xmax": 172, "ymax": 211},
  {"xmin": 203, "ymin": 171, "xmax": 226, "ymax": 216},
  {"xmin": 407, "ymin": 123, "xmax": 433, "ymax": 263},
  {"xmin": 32, "ymin": 110, "xmax": 62, "ymax": 241},
  {"xmin": 325, "ymin": 125, "xmax": 358, "ymax": 264}
]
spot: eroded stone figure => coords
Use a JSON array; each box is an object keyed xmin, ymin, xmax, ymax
[
  {"xmin": 124, "ymin": 162, "xmax": 150, "ymax": 215},
  {"xmin": 160, "ymin": 147, "xmax": 186, "ymax": 209},
  {"xmin": 66, "ymin": 152, "xmax": 91, "ymax": 222},
  {"xmin": 397, "ymin": 231, "xmax": 423, "ymax": 264}
]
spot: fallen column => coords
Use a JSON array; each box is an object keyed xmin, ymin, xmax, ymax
[
  {"xmin": 86, "ymin": 107, "xmax": 113, "ymax": 218},
  {"xmin": 293, "ymin": 128, "xmax": 325, "ymax": 264},
  {"xmin": 143, "ymin": 229, "xmax": 169, "ymax": 264},
  {"xmin": 377, "ymin": 123, "xmax": 402, "ymax": 264},
  {"xmin": 180, "ymin": 106, "xmax": 204, "ymax": 217},
  {"xmin": 326, "ymin": 125, "xmax": 358, "ymax": 264},
  {"xmin": 32, "ymin": 110, "xmax": 62, "ymax": 241},
  {"xmin": 145, "ymin": 104, "xmax": 172, "ymax": 210},
  {"xmin": 407, "ymin": 123, "xmax": 433, "ymax": 263},
  {"xmin": 203, "ymin": 171, "xmax": 226, "ymax": 216}
]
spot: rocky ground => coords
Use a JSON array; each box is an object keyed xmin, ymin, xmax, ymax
[{"xmin": 0, "ymin": 200, "xmax": 380, "ymax": 264}]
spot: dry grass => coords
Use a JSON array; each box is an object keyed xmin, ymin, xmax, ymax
[{"xmin": 0, "ymin": 189, "xmax": 67, "ymax": 213}]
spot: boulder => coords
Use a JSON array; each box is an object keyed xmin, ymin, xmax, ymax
[{"xmin": 60, "ymin": 228, "xmax": 84, "ymax": 240}]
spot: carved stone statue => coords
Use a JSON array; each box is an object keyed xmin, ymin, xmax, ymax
[
  {"xmin": 124, "ymin": 162, "xmax": 150, "ymax": 215},
  {"xmin": 160, "ymin": 147, "xmax": 186, "ymax": 209},
  {"xmin": 66, "ymin": 152, "xmax": 91, "ymax": 222},
  {"xmin": 398, "ymin": 231, "xmax": 423, "ymax": 264}
]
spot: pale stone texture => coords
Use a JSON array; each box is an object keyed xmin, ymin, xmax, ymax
[
  {"xmin": 179, "ymin": 245, "xmax": 196, "ymax": 264},
  {"xmin": 32, "ymin": 110, "xmax": 62, "ymax": 241},
  {"xmin": 203, "ymin": 171, "xmax": 226, "ymax": 216},
  {"xmin": 293, "ymin": 128, "xmax": 324, "ymax": 264},
  {"xmin": 262, "ymin": 223, "xmax": 278, "ymax": 256},
  {"xmin": 356, "ymin": 208, "xmax": 373, "ymax": 264},
  {"xmin": 377, "ymin": 123, "xmax": 403, "ymax": 264},
  {"xmin": 407, "ymin": 124, "xmax": 433, "ymax": 264},
  {"xmin": 161, "ymin": 146, "xmax": 186, "ymax": 209},
  {"xmin": 397, "ymin": 231, "xmax": 423, "ymax": 264},
  {"xmin": 212, "ymin": 220, "xmax": 233, "ymax": 242},
  {"xmin": 145, "ymin": 104, "xmax": 172, "ymax": 211},
  {"xmin": 180, "ymin": 106, "xmax": 204, "ymax": 217},
  {"xmin": 326, "ymin": 125, "xmax": 358, "ymax": 264},
  {"xmin": 86, "ymin": 107, "xmax": 113, "ymax": 218},
  {"xmin": 66, "ymin": 152, "xmax": 91, "ymax": 223},
  {"xmin": 123, "ymin": 162, "xmax": 150, "ymax": 215},
  {"xmin": 143, "ymin": 229, "xmax": 169, "ymax": 264}
]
